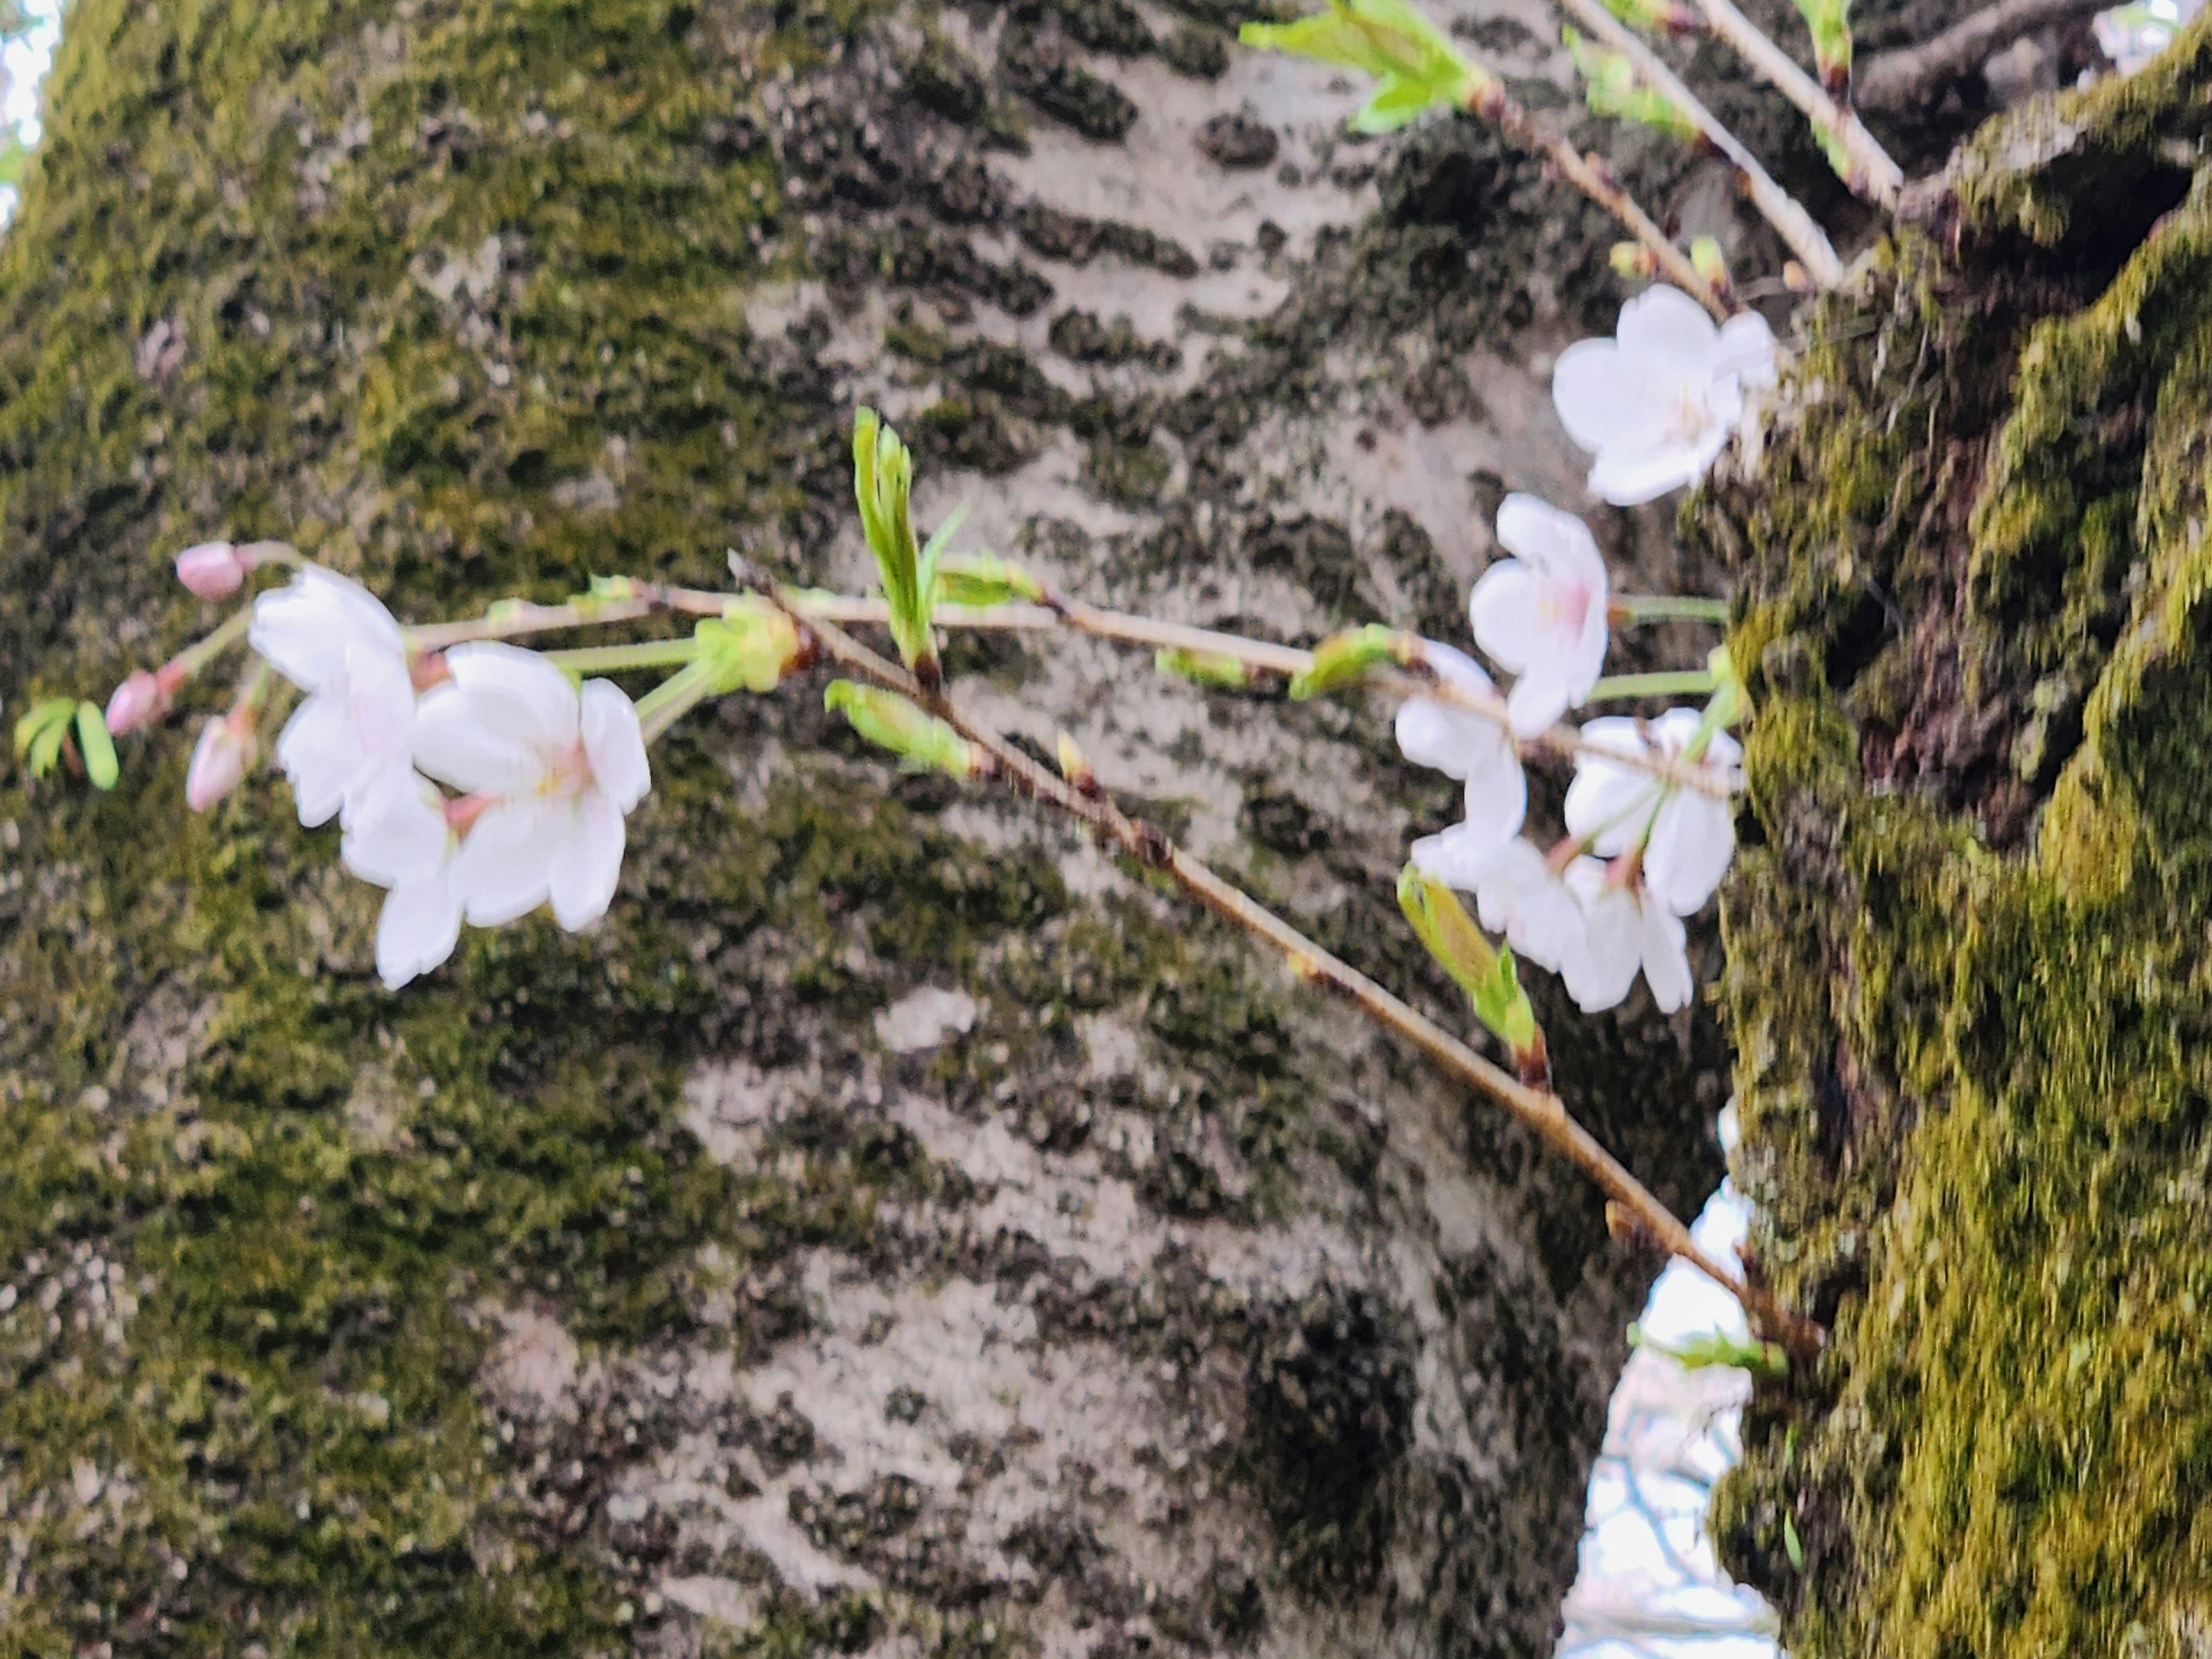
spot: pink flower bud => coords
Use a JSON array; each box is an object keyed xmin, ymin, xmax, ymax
[
  {"xmin": 185, "ymin": 714, "xmax": 257, "ymax": 812},
  {"xmin": 105, "ymin": 671, "xmax": 168, "ymax": 735},
  {"xmin": 175, "ymin": 541, "xmax": 248, "ymax": 599}
]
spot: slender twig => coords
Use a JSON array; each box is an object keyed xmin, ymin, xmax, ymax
[
  {"xmin": 1856, "ymin": 0, "xmax": 2106, "ymax": 109},
  {"xmin": 755, "ymin": 584, "xmax": 1822, "ymax": 1359},
  {"xmin": 399, "ymin": 578, "xmax": 1738, "ymax": 800},
  {"xmin": 1555, "ymin": 0, "xmax": 1846, "ymax": 286},
  {"xmin": 1466, "ymin": 79, "xmax": 1733, "ymax": 319},
  {"xmin": 1686, "ymin": 0, "xmax": 1906, "ymax": 204}
]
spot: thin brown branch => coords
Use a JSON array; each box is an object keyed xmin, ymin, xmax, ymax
[
  {"xmin": 1857, "ymin": 0, "xmax": 2107, "ymax": 109},
  {"xmin": 757, "ymin": 583, "xmax": 1823, "ymax": 1361},
  {"xmin": 404, "ymin": 576, "xmax": 1738, "ymax": 800},
  {"xmin": 1686, "ymin": 0, "xmax": 1907, "ymax": 204},
  {"xmin": 1471, "ymin": 80, "xmax": 1734, "ymax": 319},
  {"xmin": 1556, "ymin": 0, "xmax": 1847, "ymax": 286}
]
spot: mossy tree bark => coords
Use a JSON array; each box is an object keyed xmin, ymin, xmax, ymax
[
  {"xmin": 0, "ymin": 0, "xmax": 1774, "ymax": 1654},
  {"xmin": 1703, "ymin": 22, "xmax": 2212, "ymax": 1654}
]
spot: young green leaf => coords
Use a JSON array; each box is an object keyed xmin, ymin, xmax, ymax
[
  {"xmin": 824, "ymin": 680, "xmax": 974, "ymax": 778},
  {"xmin": 1154, "ymin": 646, "xmax": 1254, "ymax": 690},
  {"xmin": 74, "ymin": 701, "xmax": 120, "ymax": 790},
  {"xmin": 1792, "ymin": 0, "xmax": 1853, "ymax": 91},
  {"xmin": 1241, "ymin": 0, "xmax": 1487, "ymax": 134},
  {"xmin": 1562, "ymin": 28, "xmax": 1699, "ymax": 143},
  {"xmin": 931, "ymin": 550, "xmax": 1044, "ymax": 609},
  {"xmin": 852, "ymin": 408, "xmax": 937, "ymax": 674},
  {"xmin": 1396, "ymin": 866, "xmax": 1541, "ymax": 1060},
  {"xmin": 12, "ymin": 696, "xmax": 79, "ymax": 780},
  {"xmin": 1287, "ymin": 624, "xmax": 1410, "ymax": 700},
  {"xmin": 694, "ymin": 599, "xmax": 802, "ymax": 695}
]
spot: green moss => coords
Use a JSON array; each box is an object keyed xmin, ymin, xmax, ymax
[{"xmin": 1696, "ymin": 21, "xmax": 2212, "ymax": 1651}]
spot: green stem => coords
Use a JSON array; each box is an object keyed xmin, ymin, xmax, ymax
[
  {"xmin": 169, "ymin": 607, "xmax": 256, "ymax": 679},
  {"xmin": 634, "ymin": 663, "xmax": 714, "ymax": 744},
  {"xmin": 1586, "ymin": 669, "xmax": 1720, "ymax": 701},
  {"xmin": 1611, "ymin": 594, "xmax": 1732, "ymax": 624},
  {"xmin": 542, "ymin": 639, "xmax": 699, "ymax": 674}
]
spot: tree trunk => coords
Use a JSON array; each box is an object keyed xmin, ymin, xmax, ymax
[
  {"xmin": 1703, "ymin": 22, "xmax": 2212, "ymax": 1653},
  {"xmin": 0, "ymin": 0, "xmax": 1763, "ymax": 1654}
]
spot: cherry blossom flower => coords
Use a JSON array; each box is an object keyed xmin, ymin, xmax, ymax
[
  {"xmin": 1565, "ymin": 858, "xmax": 1694, "ymax": 1014},
  {"xmin": 1563, "ymin": 709, "xmax": 1741, "ymax": 916},
  {"xmin": 411, "ymin": 643, "xmax": 651, "ymax": 933},
  {"xmin": 1396, "ymin": 641, "xmax": 1526, "ymax": 866},
  {"xmin": 185, "ymin": 712, "xmax": 256, "ymax": 811},
  {"xmin": 1469, "ymin": 495, "xmax": 1611, "ymax": 736},
  {"xmin": 249, "ymin": 567, "xmax": 418, "ymax": 828},
  {"xmin": 340, "ymin": 776, "xmax": 465, "ymax": 990},
  {"xmin": 1551, "ymin": 285, "xmax": 1777, "ymax": 506}
]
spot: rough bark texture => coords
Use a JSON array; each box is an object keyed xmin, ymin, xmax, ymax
[
  {"xmin": 1702, "ymin": 21, "xmax": 2212, "ymax": 1653},
  {"xmin": 0, "ymin": 0, "xmax": 1809, "ymax": 1654}
]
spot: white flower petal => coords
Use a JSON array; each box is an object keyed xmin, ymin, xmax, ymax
[
  {"xmin": 445, "ymin": 642, "xmax": 581, "ymax": 753},
  {"xmin": 274, "ymin": 694, "xmax": 362, "ymax": 828},
  {"xmin": 1504, "ymin": 666, "xmax": 1574, "ymax": 738},
  {"xmin": 1715, "ymin": 312, "xmax": 1777, "ymax": 387},
  {"xmin": 1461, "ymin": 741, "xmax": 1528, "ymax": 848},
  {"xmin": 1588, "ymin": 436, "xmax": 1704, "ymax": 507},
  {"xmin": 249, "ymin": 568, "xmax": 404, "ymax": 692},
  {"xmin": 1468, "ymin": 563, "xmax": 1542, "ymax": 675},
  {"xmin": 412, "ymin": 683, "xmax": 543, "ymax": 796},
  {"xmin": 578, "ymin": 680, "xmax": 650, "ymax": 813},
  {"xmin": 1563, "ymin": 863, "xmax": 1641, "ymax": 1013},
  {"xmin": 452, "ymin": 801, "xmax": 556, "ymax": 927},
  {"xmin": 1646, "ymin": 789, "xmax": 1736, "ymax": 915},
  {"xmin": 343, "ymin": 640, "xmax": 418, "ymax": 775},
  {"xmin": 1615, "ymin": 284, "xmax": 1719, "ymax": 370},
  {"xmin": 548, "ymin": 790, "xmax": 627, "ymax": 931},
  {"xmin": 376, "ymin": 872, "xmax": 464, "ymax": 990},
  {"xmin": 1411, "ymin": 823, "xmax": 1508, "ymax": 891},
  {"xmin": 1472, "ymin": 840, "xmax": 1585, "ymax": 973},
  {"xmin": 342, "ymin": 779, "xmax": 450, "ymax": 889},
  {"xmin": 1636, "ymin": 896, "xmax": 1694, "ymax": 1013},
  {"xmin": 1551, "ymin": 340, "xmax": 1646, "ymax": 453}
]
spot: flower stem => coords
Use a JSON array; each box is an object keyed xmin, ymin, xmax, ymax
[
  {"xmin": 1611, "ymin": 594, "xmax": 1733, "ymax": 624},
  {"xmin": 542, "ymin": 638, "xmax": 700, "ymax": 674},
  {"xmin": 1555, "ymin": 0, "xmax": 1844, "ymax": 287},
  {"xmin": 1587, "ymin": 669, "xmax": 1721, "ymax": 701},
  {"xmin": 634, "ymin": 662, "xmax": 715, "ymax": 745},
  {"xmin": 168, "ymin": 606, "xmax": 256, "ymax": 680},
  {"xmin": 752, "ymin": 585, "xmax": 1824, "ymax": 1362},
  {"xmin": 1680, "ymin": 0, "xmax": 1904, "ymax": 205},
  {"xmin": 1462, "ymin": 78, "xmax": 1732, "ymax": 319}
]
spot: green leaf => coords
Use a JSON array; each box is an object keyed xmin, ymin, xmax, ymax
[
  {"xmin": 933, "ymin": 549, "xmax": 1044, "ymax": 609},
  {"xmin": 913, "ymin": 501, "xmax": 970, "ymax": 613},
  {"xmin": 824, "ymin": 680, "xmax": 973, "ymax": 778},
  {"xmin": 1792, "ymin": 0, "xmax": 1853, "ymax": 77},
  {"xmin": 694, "ymin": 599, "xmax": 801, "ymax": 695},
  {"xmin": 12, "ymin": 696, "xmax": 78, "ymax": 778},
  {"xmin": 1154, "ymin": 646, "xmax": 1253, "ymax": 689},
  {"xmin": 1288, "ymin": 623, "xmax": 1408, "ymax": 700},
  {"xmin": 1783, "ymin": 1513, "xmax": 1805, "ymax": 1571},
  {"xmin": 74, "ymin": 702, "xmax": 119, "ymax": 790},
  {"xmin": 1810, "ymin": 115, "xmax": 1853, "ymax": 181},
  {"xmin": 853, "ymin": 408, "xmax": 935, "ymax": 671},
  {"xmin": 1562, "ymin": 28, "xmax": 1699, "ymax": 142},
  {"xmin": 1396, "ymin": 866, "xmax": 1540, "ymax": 1058},
  {"xmin": 1241, "ymin": 0, "xmax": 1484, "ymax": 133}
]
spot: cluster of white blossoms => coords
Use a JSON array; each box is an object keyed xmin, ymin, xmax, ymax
[
  {"xmin": 198, "ymin": 567, "xmax": 651, "ymax": 989},
  {"xmin": 1396, "ymin": 285, "xmax": 1768, "ymax": 1014}
]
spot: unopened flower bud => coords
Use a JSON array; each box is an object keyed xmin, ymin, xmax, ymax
[
  {"xmin": 105, "ymin": 671, "xmax": 169, "ymax": 735},
  {"xmin": 175, "ymin": 541, "xmax": 248, "ymax": 599},
  {"xmin": 1610, "ymin": 242, "xmax": 1660, "ymax": 280},
  {"xmin": 185, "ymin": 713, "xmax": 257, "ymax": 812}
]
